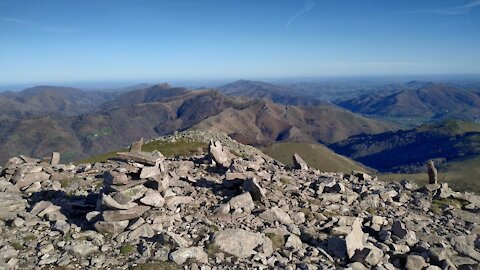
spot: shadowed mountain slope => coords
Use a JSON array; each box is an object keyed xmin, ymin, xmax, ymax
[{"xmin": 330, "ymin": 119, "xmax": 480, "ymax": 173}]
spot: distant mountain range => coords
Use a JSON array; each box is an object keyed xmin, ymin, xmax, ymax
[
  {"xmin": 0, "ymin": 86, "xmax": 118, "ymax": 120},
  {"xmin": 0, "ymin": 84, "xmax": 394, "ymax": 164},
  {"xmin": 218, "ymin": 80, "xmax": 326, "ymax": 106},
  {"xmin": 334, "ymin": 83, "xmax": 480, "ymax": 122}
]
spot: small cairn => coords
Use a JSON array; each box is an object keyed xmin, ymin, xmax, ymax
[{"xmin": 427, "ymin": 160, "xmax": 438, "ymax": 184}]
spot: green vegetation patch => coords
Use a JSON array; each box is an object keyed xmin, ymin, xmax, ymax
[
  {"xmin": 265, "ymin": 232, "xmax": 285, "ymax": 251},
  {"xmin": 120, "ymin": 244, "xmax": 136, "ymax": 255},
  {"xmin": 382, "ymin": 155, "xmax": 480, "ymax": 194},
  {"xmin": 263, "ymin": 142, "xmax": 369, "ymax": 173},
  {"xmin": 430, "ymin": 197, "xmax": 470, "ymax": 214}
]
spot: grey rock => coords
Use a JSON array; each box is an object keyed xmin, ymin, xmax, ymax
[
  {"xmin": 94, "ymin": 220, "xmax": 129, "ymax": 234},
  {"xmin": 68, "ymin": 242, "xmax": 98, "ymax": 257},
  {"xmin": 51, "ymin": 152, "xmax": 60, "ymax": 165},
  {"xmin": 242, "ymin": 177, "xmax": 265, "ymax": 201},
  {"xmin": 228, "ymin": 192, "xmax": 254, "ymax": 213},
  {"xmin": 392, "ymin": 220, "xmax": 408, "ymax": 239},
  {"xmin": 169, "ymin": 247, "xmax": 208, "ymax": 265},
  {"xmin": 292, "ymin": 153, "xmax": 308, "ymax": 170},
  {"xmin": 259, "ymin": 207, "xmax": 293, "ymax": 224},
  {"xmin": 405, "ymin": 255, "xmax": 427, "ymax": 270},
  {"xmin": 103, "ymin": 171, "xmax": 129, "ymax": 185},
  {"xmin": 102, "ymin": 193, "xmax": 138, "ymax": 210},
  {"xmin": 113, "ymin": 184, "xmax": 147, "ymax": 204},
  {"xmin": 212, "ymin": 229, "xmax": 269, "ymax": 258},
  {"xmin": 139, "ymin": 189, "xmax": 165, "ymax": 207},
  {"xmin": 209, "ymin": 140, "xmax": 231, "ymax": 168},
  {"xmin": 427, "ymin": 160, "xmax": 437, "ymax": 184},
  {"xmin": 345, "ymin": 218, "xmax": 364, "ymax": 258},
  {"xmin": 102, "ymin": 205, "xmax": 150, "ymax": 221}
]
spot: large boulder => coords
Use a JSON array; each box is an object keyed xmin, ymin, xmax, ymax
[
  {"xmin": 212, "ymin": 229, "xmax": 272, "ymax": 258},
  {"xmin": 208, "ymin": 141, "xmax": 231, "ymax": 168}
]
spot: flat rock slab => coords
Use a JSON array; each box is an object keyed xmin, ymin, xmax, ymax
[
  {"xmin": 102, "ymin": 205, "xmax": 150, "ymax": 222},
  {"xmin": 212, "ymin": 229, "xmax": 269, "ymax": 258},
  {"xmin": 0, "ymin": 192, "xmax": 26, "ymax": 220},
  {"xmin": 116, "ymin": 151, "xmax": 164, "ymax": 166}
]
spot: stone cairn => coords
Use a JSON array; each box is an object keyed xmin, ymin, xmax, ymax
[{"xmin": 427, "ymin": 160, "xmax": 438, "ymax": 184}]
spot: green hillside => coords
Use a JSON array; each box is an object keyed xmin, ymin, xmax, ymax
[
  {"xmin": 263, "ymin": 142, "xmax": 370, "ymax": 173},
  {"xmin": 382, "ymin": 155, "xmax": 480, "ymax": 193}
]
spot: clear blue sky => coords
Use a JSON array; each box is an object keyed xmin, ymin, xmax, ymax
[{"xmin": 1, "ymin": 0, "xmax": 480, "ymax": 84}]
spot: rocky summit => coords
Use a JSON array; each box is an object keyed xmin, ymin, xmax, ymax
[{"xmin": 0, "ymin": 132, "xmax": 479, "ymax": 270}]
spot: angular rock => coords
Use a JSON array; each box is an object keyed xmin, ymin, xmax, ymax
[
  {"xmin": 293, "ymin": 153, "xmax": 308, "ymax": 170},
  {"xmin": 139, "ymin": 189, "xmax": 165, "ymax": 208},
  {"xmin": 169, "ymin": 247, "xmax": 208, "ymax": 265},
  {"xmin": 285, "ymin": 234, "xmax": 302, "ymax": 250},
  {"xmin": 212, "ymin": 229, "xmax": 268, "ymax": 258},
  {"xmin": 0, "ymin": 192, "xmax": 26, "ymax": 220},
  {"xmin": 51, "ymin": 152, "xmax": 60, "ymax": 165},
  {"xmin": 116, "ymin": 151, "xmax": 164, "ymax": 166},
  {"xmin": 102, "ymin": 205, "xmax": 150, "ymax": 221},
  {"xmin": 208, "ymin": 140, "xmax": 231, "ymax": 168},
  {"xmin": 103, "ymin": 171, "xmax": 129, "ymax": 186},
  {"xmin": 129, "ymin": 138, "xmax": 143, "ymax": 152},
  {"xmin": 113, "ymin": 185, "xmax": 147, "ymax": 204},
  {"xmin": 427, "ymin": 160, "xmax": 437, "ymax": 184},
  {"xmin": 392, "ymin": 220, "xmax": 408, "ymax": 239},
  {"xmin": 259, "ymin": 207, "xmax": 293, "ymax": 224},
  {"xmin": 15, "ymin": 172, "xmax": 50, "ymax": 189},
  {"xmin": 68, "ymin": 243, "xmax": 98, "ymax": 257},
  {"xmin": 94, "ymin": 220, "xmax": 129, "ymax": 234},
  {"xmin": 242, "ymin": 177, "xmax": 265, "ymax": 201},
  {"xmin": 102, "ymin": 194, "xmax": 138, "ymax": 210},
  {"xmin": 345, "ymin": 218, "xmax": 364, "ymax": 258},
  {"xmin": 405, "ymin": 254, "xmax": 427, "ymax": 270},
  {"xmin": 140, "ymin": 165, "xmax": 160, "ymax": 179},
  {"xmin": 228, "ymin": 192, "xmax": 254, "ymax": 213}
]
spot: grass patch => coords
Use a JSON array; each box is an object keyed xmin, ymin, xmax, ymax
[
  {"xmin": 79, "ymin": 140, "xmax": 208, "ymax": 164},
  {"xmin": 22, "ymin": 234, "xmax": 36, "ymax": 241},
  {"xmin": 59, "ymin": 178, "xmax": 72, "ymax": 188},
  {"xmin": 120, "ymin": 244, "xmax": 136, "ymax": 255},
  {"xmin": 265, "ymin": 232, "xmax": 285, "ymax": 251},
  {"xmin": 131, "ymin": 262, "xmax": 179, "ymax": 270},
  {"xmin": 209, "ymin": 225, "xmax": 219, "ymax": 232},
  {"xmin": 10, "ymin": 241, "xmax": 23, "ymax": 250},
  {"xmin": 206, "ymin": 243, "xmax": 221, "ymax": 256},
  {"xmin": 280, "ymin": 177, "xmax": 292, "ymax": 185},
  {"xmin": 263, "ymin": 142, "xmax": 369, "ymax": 173},
  {"xmin": 381, "ymin": 155, "xmax": 480, "ymax": 194},
  {"xmin": 430, "ymin": 197, "xmax": 470, "ymax": 214}
]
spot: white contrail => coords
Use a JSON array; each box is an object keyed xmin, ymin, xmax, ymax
[{"xmin": 286, "ymin": 0, "xmax": 316, "ymax": 29}]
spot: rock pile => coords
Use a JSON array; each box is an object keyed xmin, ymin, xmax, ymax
[{"xmin": 0, "ymin": 132, "xmax": 479, "ymax": 269}]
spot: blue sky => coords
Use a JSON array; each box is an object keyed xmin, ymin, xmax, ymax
[{"xmin": 1, "ymin": 0, "xmax": 480, "ymax": 84}]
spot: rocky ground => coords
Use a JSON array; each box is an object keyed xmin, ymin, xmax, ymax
[{"xmin": 0, "ymin": 132, "xmax": 479, "ymax": 270}]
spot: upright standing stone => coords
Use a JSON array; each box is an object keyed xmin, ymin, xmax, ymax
[
  {"xmin": 427, "ymin": 160, "xmax": 437, "ymax": 184},
  {"xmin": 129, "ymin": 138, "xmax": 143, "ymax": 152},
  {"xmin": 51, "ymin": 152, "xmax": 60, "ymax": 165},
  {"xmin": 293, "ymin": 153, "xmax": 308, "ymax": 170}
]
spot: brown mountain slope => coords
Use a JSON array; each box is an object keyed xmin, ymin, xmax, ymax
[
  {"xmin": 0, "ymin": 89, "xmax": 241, "ymax": 163},
  {"xmin": 0, "ymin": 87, "xmax": 395, "ymax": 164},
  {"xmin": 191, "ymin": 99, "xmax": 395, "ymax": 145}
]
